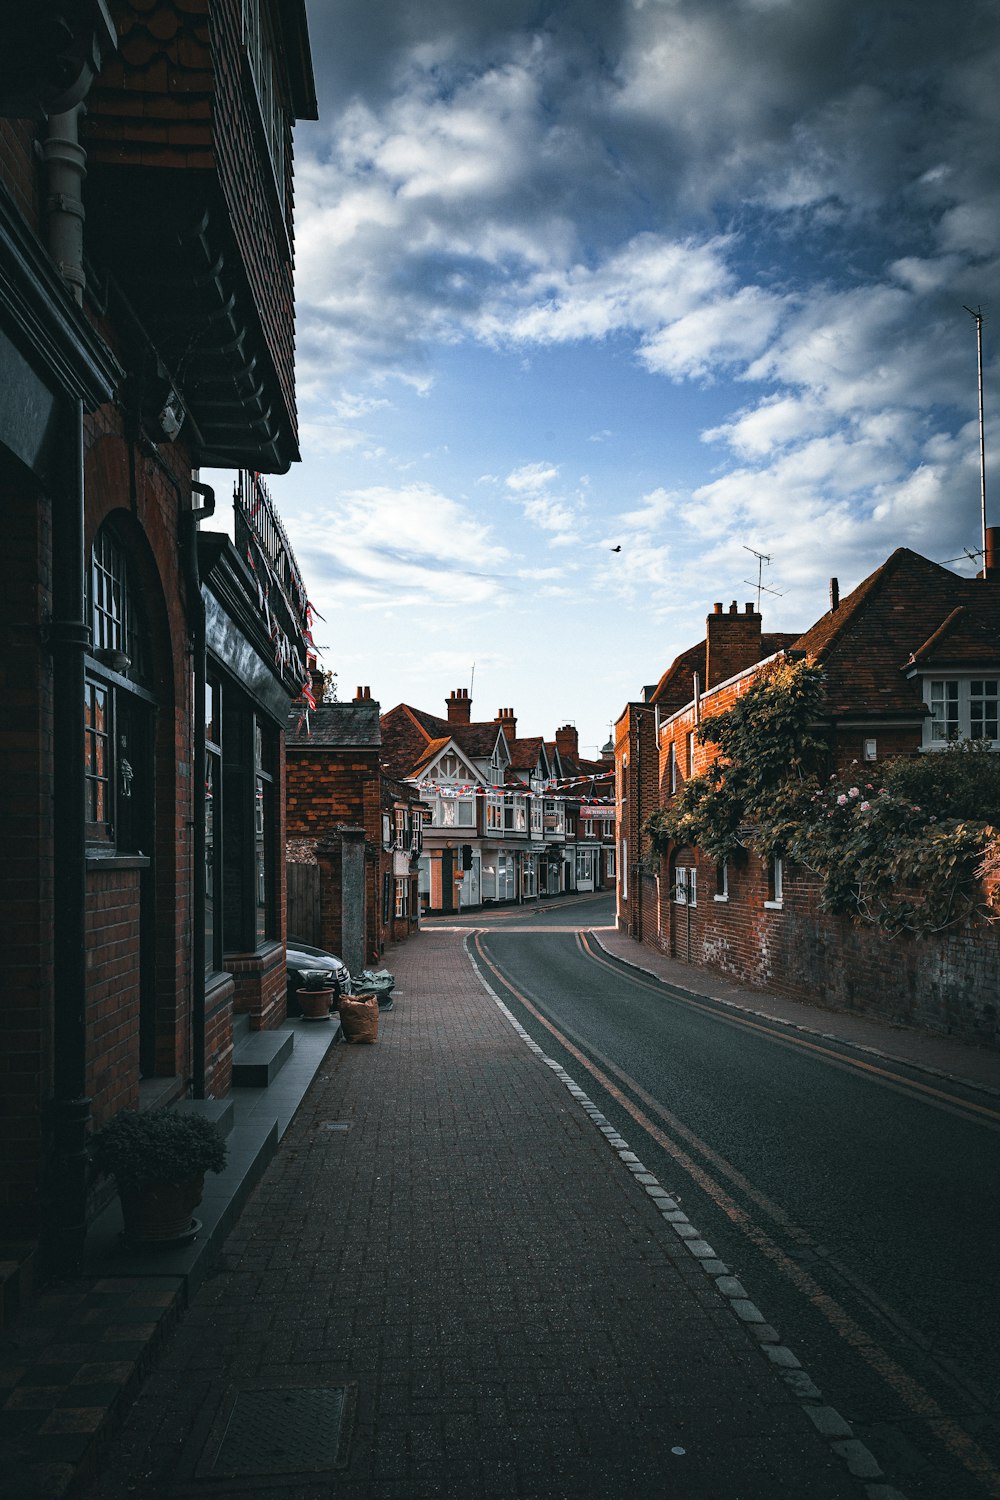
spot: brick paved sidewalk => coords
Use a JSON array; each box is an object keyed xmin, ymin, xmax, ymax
[{"xmin": 81, "ymin": 931, "xmax": 879, "ymax": 1500}]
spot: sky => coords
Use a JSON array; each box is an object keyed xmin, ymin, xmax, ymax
[{"xmin": 214, "ymin": 0, "xmax": 999, "ymax": 757}]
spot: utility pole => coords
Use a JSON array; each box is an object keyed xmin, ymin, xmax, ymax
[{"xmin": 964, "ymin": 305, "xmax": 987, "ymax": 564}]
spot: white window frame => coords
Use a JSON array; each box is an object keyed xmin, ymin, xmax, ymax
[
  {"xmin": 922, "ymin": 675, "xmax": 1000, "ymax": 748},
  {"xmin": 765, "ymin": 855, "xmax": 784, "ymax": 909},
  {"xmin": 714, "ymin": 859, "xmax": 729, "ymax": 902},
  {"xmin": 606, "ymin": 846, "xmax": 616, "ymax": 879},
  {"xmin": 674, "ymin": 865, "xmax": 696, "ymax": 905}
]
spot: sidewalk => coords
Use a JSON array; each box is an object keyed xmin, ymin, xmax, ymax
[{"xmin": 75, "ymin": 931, "xmax": 886, "ymax": 1499}]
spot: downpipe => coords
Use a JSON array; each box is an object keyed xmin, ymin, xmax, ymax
[{"xmin": 183, "ymin": 478, "xmax": 215, "ymax": 1097}]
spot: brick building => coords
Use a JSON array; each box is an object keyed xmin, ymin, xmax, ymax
[
  {"xmin": 380, "ymin": 692, "xmax": 614, "ymax": 912},
  {"xmin": 617, "ymin": 545, "xmax": 1000, "ymax": 1045},
  {"xmin": 285, "ymin": 685, "xmax": 424, "ymax": 975},
  {"xmin": 0, "ymin": 0, "xmax": 316, "ymax": 1264}
]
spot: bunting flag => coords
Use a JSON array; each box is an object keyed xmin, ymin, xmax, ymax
[{"xmin": 301, "ymin": 681, "xmax": 317, "ymax": 711}]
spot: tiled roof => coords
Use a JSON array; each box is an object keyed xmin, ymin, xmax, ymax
[
  {"xmin": 791, "ymin": 548, "xmax": 1000, "ymax": 716},
  {"xmin": 650, "ymin": 633, "xmax": 798, "ymax": 716},
  {"xmin": 508, "ymin": 735, "xmax": 545, "ymax": 771},
  {"xmin": 379, "ymin": 703, "xmax": 504, "ymax": 778},
  {"xmin": 287, "ymin": 700, "xmax": 381, "ymax": 748}
]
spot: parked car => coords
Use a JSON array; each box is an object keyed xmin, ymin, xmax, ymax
[{"xmin": 286, "ymin": 941, "xmax": 352, "ymax": 1015}]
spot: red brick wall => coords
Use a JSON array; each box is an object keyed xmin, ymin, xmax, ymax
[
  {"xmin": 85, "ymin": 866, "xmax": 142, "ymax": 1124},
  {"xmin": 226, "ymin": 941, "xmax": 286, "ymax": 1031},
  {"xmin": 647, "ymin": 846, "xmax": 1000, "ymax": 1048}
]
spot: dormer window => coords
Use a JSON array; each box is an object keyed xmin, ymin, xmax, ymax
[{"xmin": 923, "ymin": 677, "xmax": 999, "ymax": 748}]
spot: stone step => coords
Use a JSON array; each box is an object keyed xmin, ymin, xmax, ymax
[
  {"xmin": 173, "ymin": 1096, "xmax": 235, "ymax": 1138},
  {"xmin": 232, "ymin": 1028, "xmax": 294, "ymax": 1088}
]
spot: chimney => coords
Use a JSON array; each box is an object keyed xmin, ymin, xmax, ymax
[
  {"xmin": 495, "ymin": 706, "xmax": 517, "ymax": 739},
  {"xmin": 446, "ymin": 687, "xmax": 472, "ymax": 725},
  {"xmin": 555, "ymin": 723, "xmax": 579, "ymax": 762},
  {"xmin": 354, "ymin": 685, "xmax": 372, "ymax": 702},
  {"xmin": 830, "ymin": 577, "xmax": 840, "ymax": 611},
  {"xmin": 310, "ymin": 663, "xmax": 327, "ymax": 704},
  {"xmin": 985, "ymin": 526, "xmax": 999, "ymax": 581},
  {"xmin": 705, "ymin": 599, "xmax": 762, "ymax": 688}
]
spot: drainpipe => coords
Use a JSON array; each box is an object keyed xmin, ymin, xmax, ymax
[
  {"xmin": 43, "ymin": 106, "xmax": 87, "ymax": 306},
  {"xmin": 183, "ymin": 479, "xmax": 215, "ymax": 1097},
  {"xmin": 43, "ymin": 104, "xmax": 89, "ymax": 1274},
  {"xmin": 46, "ymin": 397, "xmax": 92, "ymax": 1276}
]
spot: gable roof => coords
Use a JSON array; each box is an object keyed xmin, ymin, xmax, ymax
[
  {"xmin": 287, "ymin": 699, "xmax": 381, "ymax": 748},
  {"xmin": 379, "ymin": 702, "xmax": 506, "ymax": 779},
  {"xmin": 651, "ymin": 633, "xmax": 799, "ymax": 717},
  {"xmin": 791, "ymin": 548, "xmax": 1000, "ymax": 717}
]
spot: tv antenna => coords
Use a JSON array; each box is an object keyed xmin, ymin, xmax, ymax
[
  {"xmin": 964, "ymin": 304, "xmax": 987, "ymax": 566},
  {"xmin": 743, "ymin": 545, "xmax": 785, "ymax": 610}
]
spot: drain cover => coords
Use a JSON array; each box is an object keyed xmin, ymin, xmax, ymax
[
  {"xmin": 197, "ymin": 1384, "xmax": 355, "ymax": 1477},
  {"xmin": 320, "ymin": 1121, "xmax": 353, "ymax": 1132}
]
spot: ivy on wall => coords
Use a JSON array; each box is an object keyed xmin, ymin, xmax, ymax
[{"xmin": 645, "ymin": 658, "xmax": 999, "ymax": 936}]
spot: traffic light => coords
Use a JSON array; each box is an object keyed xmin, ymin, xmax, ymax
[{"xmin": 461, "ymin": 844, "xmax": 473, "ymax": 870}]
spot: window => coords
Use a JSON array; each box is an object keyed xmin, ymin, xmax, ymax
[
  {"xmin": 486, "ymin": 793, "xmax": 503, "ymax": 832},
  {"xmin": 675, "ymin": 865, "xmax": 696, "ymax": 905},
  {"xmin": 84, "ymin": 523, "xmax": 153, "ymax": 852},
  {"xmin": 668, "ymin": 743, "xmax": 677, "ymax": 795},
  {"xmin": 395, "ymin": 879, "xmax": 409, "ymax": 919},
  {"xmin": 621, "ymin": 838, "xmax": 628, "ymax": 900},
  {"xmin": 606, "ymin": 847, "xmax": 616, "ymax": 879},
  {"xmin": 686, "ymin": 730, "xmax": 695, "ymax": 777},
  {"xmin": 766, "ymin": 855, "xmax": 784, "ymax": 907},
  {"xmin": 394, "ymin": 809, "xmax": 406, "ymax": 848},
  {"xmin": 205, "ymin": 678, "xmax": 222, "ymax": 972},
  {"xmin": 925, "ymin": 677, "xmax": 1000, "ymax": 747},
  {"xmin": 530, "ymin": 797, "xmax": 543, "ymax": 835},
  {"xmin": 715, "ymin": 859, "xmax": 729, "ymax": 901},
  {"xmin": 254, "ymin": 716, "xmax": 276, "ymax": 943}
]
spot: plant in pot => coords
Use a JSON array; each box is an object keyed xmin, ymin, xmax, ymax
[
  {"xmin": 90, "ymin": 1108, "xmax": 227, "ymax": 1247},
  {"xmin": 296, "ymin": 969, "xmax": 337, "ymax": 1020}
]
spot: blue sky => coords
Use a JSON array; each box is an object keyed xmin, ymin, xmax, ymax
[{"xmin": 213, "ymin": 0, "xmax": 999, "ymax": 756}]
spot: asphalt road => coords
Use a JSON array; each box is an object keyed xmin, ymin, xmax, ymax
[{"xmin": 439, "ymin": 892, "xmax": 1000, "ymax": 1500}]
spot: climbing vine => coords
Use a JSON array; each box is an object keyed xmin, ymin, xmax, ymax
[{"xmin": 644, "ymin": 658, "xmax": 998, "ymax": 936}]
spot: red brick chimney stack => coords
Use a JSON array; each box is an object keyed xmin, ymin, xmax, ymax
[
  {"xmin": 705, "ymin": 600, "xmax": 763, "ymax": 688},
  {"xmin": 495, "ymin": 706, "xmax": 517, "ymax": 739},
  {"xmin": 310, "ymin": 663, "xmax": 326, "ymax": 703},
  {"xmin": 555, "ymin": 723, "xmax": 579, "ymax": 762},
  {"xmin": 446, "ymin": 688, "xmax": 472, "ymax": 725}
]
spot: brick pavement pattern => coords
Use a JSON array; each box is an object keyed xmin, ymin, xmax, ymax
[{"xmin": 82, "ymin": 932, "xmax": 864, "ymax": 1499}]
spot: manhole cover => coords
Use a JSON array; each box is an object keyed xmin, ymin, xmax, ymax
[
  {"xmin": 320, "ymin": 1121, "xmax": 353, "ymax": 1132},
  {"xmin": 197, "ymin": 1384, "xmax": 355, "ymax": 1477}
]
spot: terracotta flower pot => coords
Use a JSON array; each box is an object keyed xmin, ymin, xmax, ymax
[
  {"xmin": 119, "ymin": 1173, "xmax": 205, "ymax": 1245},
  {"xmin": 297, "ymin": 986, "xmax": 334, "ymax": 1020}
]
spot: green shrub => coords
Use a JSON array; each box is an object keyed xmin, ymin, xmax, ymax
[{"xmin": 90, "ymin": 1109, "xmax": 227, "ymax": 1193}]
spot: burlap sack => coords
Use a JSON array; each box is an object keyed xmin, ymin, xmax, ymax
[{"xmin": 338, "ymin": 993, "xmax": 379, "ymax": 1044}]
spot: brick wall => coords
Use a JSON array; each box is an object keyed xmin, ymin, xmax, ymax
[
  {"xmin": 85, "ymin": 867, "xmax": 142, "ymax": 1124},
  {"xmin": 648, "ymin": 846, "xmax": 1000, "ymax": 1048}
]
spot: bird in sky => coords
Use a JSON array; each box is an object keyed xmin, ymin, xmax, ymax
[{"xmin": 610, "ymin": 544, "xmax": 621, "ymax": 552}]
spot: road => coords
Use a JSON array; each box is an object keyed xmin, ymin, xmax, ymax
[{"xmin": 432, "ymin": 891, "xmax": 1000, "ymax": 1500}]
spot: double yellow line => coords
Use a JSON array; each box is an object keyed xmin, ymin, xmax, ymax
[{"xmin": 471, "ymin": 929, "xmax": 1000, "ymax": 1496}]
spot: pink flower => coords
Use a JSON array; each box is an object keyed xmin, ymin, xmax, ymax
[
  {"xmin": 860, "ymin": 801, "xmax": 871, "ymax": 812},
  {"xmin": 849, "ymin": 787, "xmax": 860, "ymax": 798},
  {"xmin": 837, "ymin": 794, "xmax": 848, "ymax": 806}
]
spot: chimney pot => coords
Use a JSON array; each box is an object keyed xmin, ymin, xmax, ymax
[
  {"xmin": 984, "ymin": 527, "xmax": 999, "ymax": 580},
  {"xmin": 745, "ymin": 602, "xmax": 754, "ymax": 614},
  {"xmin": 830, "ymin": 577, "xmax": 840, "ymax": 611},
  {"xmin": 729, "ymin": 601, "xmax": 738, "ymax": 614},
  {"xmin": 713, "ymin": 602, "xmax": 723, "ymax": 614}
]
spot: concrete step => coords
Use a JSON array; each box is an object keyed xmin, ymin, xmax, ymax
[
  {"xmin": 173, "ymin": 1096, "xmax": 235, "ymax": 1138},
  {"xmin": 232, "ymin": 1029, "xmax": 294, "ymax": 1088}
]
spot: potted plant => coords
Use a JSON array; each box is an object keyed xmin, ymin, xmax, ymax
[
  {"xmin": 296, "ymin": 969, "xmax": 337, "ymax": 1020},
  {"xmin": 90, "ymin": 1108, "xmax": 227, "ymax": 1247}
]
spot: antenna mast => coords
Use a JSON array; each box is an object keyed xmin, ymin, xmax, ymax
[
  {"xmin": 742, "ymin": 545, "xmax": 784, "ymax": 610},
  {"xmin": 964, "ymin": 305, "xmax": 987, "ymax": 565}
]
